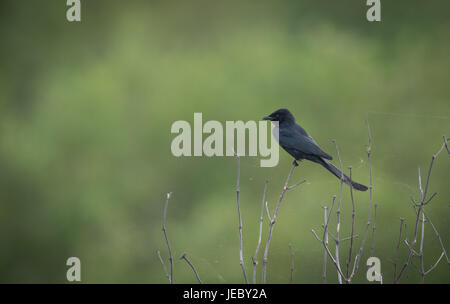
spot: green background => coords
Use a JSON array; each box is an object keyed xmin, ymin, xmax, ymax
[{"xmin": 0, "ymin": 0, "xmax": 449, "ymax": 283}]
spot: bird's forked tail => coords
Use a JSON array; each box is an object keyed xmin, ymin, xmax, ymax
[{"xmin": 318, "ymin": 158, "xmax": 368, "ymax": 191}]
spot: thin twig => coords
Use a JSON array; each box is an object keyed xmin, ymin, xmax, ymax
[
  {"xmin": 349, "ymin": 119, "xmax": 374, "ymax": 281},
  {"xmin": 332, "ymin": 140, "xmax": 344, "ymax": 284},
  {"xmin": 395, "ymin": 136, "xmax": 449, "ymax": 282},
  {"xmin": 346, "ymin": 166, "xmax": 356, "ymax": 280},
  {"xmin": 417, "ymin": 168, "xmax": 426, "ymax": 285},
  {"xmin": 405, "ymin": 257, "xmax": 414, "ymax": 283},
  {"xmin": 312, "ymin": 229, "xmax": 322, "ymax": 242},
  {"xmin": 424, "ymin": 252, "xmax": 445, "ymax": 275},
  {"xmin": 315, "ymin": 195, "xmax": 348, "ymax": 281},
  {"xmin": 161, "ymin": 192, "xmax": 173, "ymax": 284},
  {"xmin": 320, "ymin": 226, "xmax": 357, "ymax": 243},
  {"xmin": 435, "ymin": 136, "xmax": 450, "ymax": 156},
  {"xmin": 393, "ymin": 218, "xmax": 405, "ymax": 281},
  {"xmin": 180, "ymin": 253, "xmax": 202, "ymax": 284},
  {"xmin": 424, "ymin": 192, "xmax": 437, "ymax": 205},
  {"xmin": 265, "ymin": 201, "xmax": 272, "ymax": 222},
  {"xmin": 235, "ymin": 154, "xmax": 248, "ymax": 284},
  {"xmin": 288, "ymin": 179, "xmax": 306, "ymax": 190},
  {"xmin": 443, "ymin": 136, "xmax": 450, "ymax": 154},
  {"xmin": 370, "ymin": 204, "xmax": 377, "ymax": 257},
  {"xmin": 335, "ymin": 200, "xmax": 343, "ymax": 284},
  {"xmin": 419, "ymin": 210, "xmax": 425, "ymax": 283},
  {"xmin": 262, "ymin": 160, "xmax": 301, "ymax": 283},
  {"xmin": 404, "ymin": 239, "xmax": 420, "ymax": 256},
  {"xmin": 322, "ymin": 206, "xmax": 328, "ymax": 284},
  {"xmin": 252, "ymin": 181, "xmax": 268, "ymax": 284},
  {"xmin": 341, "ymin": 235, "xmax": 359, "ymax": 242},
  {"xmin": 157, "ymin": 250, "xmax": 170, "ymax": 283},
  {"xmin": 421, "ymin": 209, "xmax": 450, "ymax": 279},
  {"xmin": 289, "ymin": 242, "xmax": 294, "ymax": 283},
  {"xmin": 422, "ymin": 210, "xmax": 450, "ymax": 264}
]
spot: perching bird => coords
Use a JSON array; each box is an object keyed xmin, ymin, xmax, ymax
[{"xmin": 263, "ymin": 108, "xmax": 368, "ymax": 191}]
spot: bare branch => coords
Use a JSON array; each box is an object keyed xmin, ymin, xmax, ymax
[
  {"xmin": 341, "ymin": 235, "xmax": 359, "ymax": 242},
  {"xmin": 235, "ymin": 154, "xmax": 248, "ymax": 284},
  {"xmin": 262, "ymin": 160, "xmax": 303, "ymax": 283},
  {"xmin": 289, "ymin": 242, "xmax": 294, "ymax": 283},
  {"xmin": 419, "ymin": 211, "xmax": 425, "ymax": 283},
  {"xmin": 424, "ymin": 192, "xmax": 437, "ymax": 205},
  {"xmin": 312, "ymin": 195, "xmax": 349, "ymax": 282},
  {"xmin": 404, "ymin": 239, "xmax": 420, "ymax": 256},
  {"xmin": 335, "ymin": 200, "xmax": 343, "ymax": 284},
  {"xmin": 321, "ymin": 196, "xmax": 348, "ymax": 281},
  {"xmin": 180, "ymin": 253, "xmax": 202, "ymax": 284},
  {"xmin": 312, "ymin": 229, "xmax": 322, "ymax": 242},
  {"xmin": 288, "ymin": 179, "xmax": 306, "ymax": 190},
  {"xmin": 434, "ymin": 136, "xmax": 450, "ymax": 157},
  {"xmin": 349, "ymin": 119, "xmax": 374, "ymax": 281},
  {"xmin": 322, "ymin": 206, "xmax": 328, "ymax": 284},
  {"xmin": 370, "ymin": 204, "xmax": 378, "ymax": 257},
  {"xmin": 161, "ymin": 192, "xmax": 174, "ymax": 284},
  {"xmin": 332, "ymin": 140, "xmax": 344, "ymax": 284},
  {"xmin": 393, "ymin": 218, "xmax": 405, "ymax": 281},
  {"xmin": 395, "ymin": 136, "xmax": 449, "ymax": 282},
  {"xmin": 346, "ymin": 166, "xmax": 356, "ymax": 279},
  {"xmin": 319, "ymin": 226, "xmax": 358, "ymax": 243},
  {"xmin": 157, "ymin": 250, "xmax": 170, "ymax": 283},
  {"xmin": 422, "ymin": 209, "xmax": 450, "ymax": 264},
  {"xmin": 443, "ymin": 136, "xmax": 450, "ymax": 154},
  {"xmin": 265, "ymin": 201, "xmax": 272, "ymax": 222},
  {"xmin": 252, "ymin": 181, "xmax": 268, "ymax": 284},
  {"xmin": 424, "ymin": 252, "xmax": 445, "ymax": 276}
]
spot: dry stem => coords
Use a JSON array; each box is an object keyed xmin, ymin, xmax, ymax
[
  {"xmin": 161, "ymin": 192, "xmax": 173, "ymax": 284},
  {"xmin": 262, "ymin": 160, "xmax": 304, "ymax": 283}
]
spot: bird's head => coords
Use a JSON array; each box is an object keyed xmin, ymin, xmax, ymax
[{"xmin": 262, "ymin": 108, "xmax": 295, "ymax": 124}]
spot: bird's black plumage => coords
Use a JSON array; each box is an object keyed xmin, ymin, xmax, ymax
[{"xmin": 263, "ymin": 108, "xmax": 368, "ymax": 191}]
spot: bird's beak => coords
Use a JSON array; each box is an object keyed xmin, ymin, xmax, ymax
[{"xmin": 262, "ymin": 115, "xmax": 272, "ymax": 121}]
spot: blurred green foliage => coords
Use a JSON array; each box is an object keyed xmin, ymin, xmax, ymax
[{"xmin": 0, "ymin": 0, "xmax": 449, "ymax": 283}]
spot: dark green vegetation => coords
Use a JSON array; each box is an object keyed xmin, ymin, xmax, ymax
[{"xmin": 0, "ymin": 1, "xmax": 449, "ymax": 283}]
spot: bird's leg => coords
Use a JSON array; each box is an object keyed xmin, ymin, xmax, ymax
[{"xmin": 292, "ymin": 159, "xmax": 299, "ymax": 167}]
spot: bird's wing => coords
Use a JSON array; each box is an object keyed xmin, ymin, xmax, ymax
[{"xmin": 279, "ymin": 127, "xmax": 333, "ymax": 160}]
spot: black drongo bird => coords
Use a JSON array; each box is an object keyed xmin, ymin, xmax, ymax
[{"xmin": 263, "ymin": 108, "xmax": 368, "ymax": 191}]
